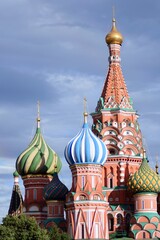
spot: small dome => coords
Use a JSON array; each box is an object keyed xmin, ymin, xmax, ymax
[
  {"xmin": 16, "ymin": 114, "xmax": 62, "ymax": 176},
  {"xmin": 43, "ymin": 173, "xmax": 68, "ymax": 201},
  {"xmin": 105, "ymin": 18, "xmax": 123, "ymax": 45},
  {"xmin": 13, "ymin": 170, "xmax": 19, "ymax": 177},
  {"xmin": 127, "ymin": 151, "xmax": 160, "ymax": 194},
  {"xmin": 64, "ymin": 112, "xmax": 107, "ymax": 166}
]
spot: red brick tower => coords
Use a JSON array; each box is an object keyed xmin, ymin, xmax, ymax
[
  {"xmin": 128, "ymin": 150, "xmax": 160, "ymax": 239},
  {"xmin": 65, "ymin": 109, "xmax": 109, "ymax": 239},
  {"xmin": 91, "ymin": 18, "xmax": 144, "ymax": 233}
]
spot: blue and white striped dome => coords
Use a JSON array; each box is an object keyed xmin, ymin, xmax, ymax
[{"xmin": 64, "ymin": 112, "xmax": 107, "ymax": 166}]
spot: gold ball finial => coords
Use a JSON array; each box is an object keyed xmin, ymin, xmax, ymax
[{"xmin": 105, "ymin": 18, "xmax": 123, "ymax": 45}]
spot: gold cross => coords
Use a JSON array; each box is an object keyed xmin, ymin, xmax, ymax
[
  {"xmin": 37, "ymin": 100, "xmax": 40, "ymax": 120},
  {"xmin": 112, "ymin": 6, "xmax": 115, "ymax": 19}
]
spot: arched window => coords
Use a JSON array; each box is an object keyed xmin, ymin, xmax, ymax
[
  {"xmin": 74, "ymin": 177, "xmax": 76, "ymax": 188},
  {"xmin": 109, "ymin": 178, "xmax": 113, "ymax": 188},
  {"xmin": 125, "ymin": 213, "xmax": 131, "ymax": 231},
  {"xmin": 109, "ymin": 148, "xmax": 116, "ymax": 155},
  {"xmin": 81, "ymin": 223, "xmax": 85, "ymax": 239},
  {"xmin": 117, "ymin": 214, "xmax": 123, "ymax": 225},
  {"xmin": 93, "ymin": 194, "xmax": 101, "ymax": 200},
  {"xmin": 108, "ymin": 214, "xmax": 114, "ymax": 231},
  {"xmin": 29, "ymin": 206, "xmax": 39, "ymax": 211},
  {"xmin": 142, "ymin": 200, "xmax": 145, "ymax": 209},
  {"xmin": 79, "ymin": 195, "xmax": 87, "ymax": 200},
  {"xmin": 27, "ymin": 190, "xmax": 29, "ymax": 199},
  {"xmin": 81, "ymin": 176, "xmax": 85, "ymax": 189},
  {"xmin": 33, "ymin": 189, "xmax": 37, "ymax": 200},
  {"xmin": 110, "ymin": 167, "xmax": 114, "ymax": 174}
]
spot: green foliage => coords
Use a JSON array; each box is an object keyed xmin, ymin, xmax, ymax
[
  {"xmin": 48, "ymin": 224, "xmax": 71, "ymax": 240},
  {"xmin": 0, "ymin": 214, "xmax": 49, "ymax": 240},
  {"xmin": 0, "ymin": 225, "xmax": 15, "ymax": 240},
  {"xmin": 0, "ymin": 214, "xmax": 71, "ymax": 240}
]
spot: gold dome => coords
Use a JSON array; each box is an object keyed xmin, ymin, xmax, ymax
[{"xmin": 105, "ymin": 18, "xmax": 123, "ymax": 45}]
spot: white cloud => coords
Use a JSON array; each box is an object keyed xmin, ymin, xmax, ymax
[{"xmin": 46, "ymin": 73, "xmax": 100, "ymax": 91}]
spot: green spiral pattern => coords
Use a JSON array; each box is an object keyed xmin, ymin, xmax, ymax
[
  {"xmin": 16, "ymin": 128, "xmax": 62, "ymax": 176},
  {"xmin": 127, "ymin": 157, "xmax": 160, "ymax": 194}
]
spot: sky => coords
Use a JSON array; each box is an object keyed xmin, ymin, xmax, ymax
[{"xmin": 1, "ymin": 0, "xmax": 160, "ymax": 222}]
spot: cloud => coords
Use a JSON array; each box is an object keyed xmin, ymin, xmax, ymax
[{"xmin": 46, "ymin": 73, "xmax": 101, "ymax": 91}]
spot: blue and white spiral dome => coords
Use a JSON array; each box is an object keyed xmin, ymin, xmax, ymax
[{"xmin": 64, "ymin": 112, "xmax": 108, "ymax": 166}]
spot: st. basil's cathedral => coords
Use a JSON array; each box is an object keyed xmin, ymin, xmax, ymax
[{"xmin": 8, "ymin": 17, "xmax": 160, "ymax": 239}]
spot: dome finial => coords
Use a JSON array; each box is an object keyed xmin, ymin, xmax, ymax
[
  {"xmin": 13, "ymin": 170, "xmax": 19, "ymax": 184},
  {"xmin": 83, "ymin": 97, "xmax": 88, "ymax": 124},
  {"xmin": 143, "ymin": 149, "xmax": 146, "ymax": 159},
  {"xmin": 155, "ymin": 154, "xmax": 159, "ymax": 174},
  {"xmin": 112, "ymin": 5, "xmax": 115, "ymax": 20},
  {"xmin": 64, "ymin": 100, "xmax": 108, "ymax": 166},
  {"xmin": 37, "ymin": 100, "xmax": 40, "ymax": 128},
  {"xmin": 105, "ymin": 12, "xmax": 123, "ymax": 45}
]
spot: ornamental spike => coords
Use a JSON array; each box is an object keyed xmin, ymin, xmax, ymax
[
  {"xmin": 83, "ymin": 97, "xmax": 88, "ymax": 124},
  {"xmin": 37, "ymin": 100, "xmax": 40, "ymax": 128}
]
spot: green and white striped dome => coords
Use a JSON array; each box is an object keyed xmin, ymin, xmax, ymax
[{"xmin": 16, "ymin": 109, "xmax": 62, "ymax": 176}]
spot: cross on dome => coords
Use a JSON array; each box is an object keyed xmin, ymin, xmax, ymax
[
  {"xmin": 83, "ymin": 97, "xmax": 88, "ymax": 124},
  {"xmin": 37, "ymin": 100, "xmax": 40, "ymax": 128}
]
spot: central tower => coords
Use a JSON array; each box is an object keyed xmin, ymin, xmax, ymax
[{"xmin": 91, "ymin": 18, "xmax": 144, "ymax": 207}]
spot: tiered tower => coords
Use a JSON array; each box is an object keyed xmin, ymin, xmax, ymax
[
  {"xmin": 43, "ymin": 172, "xmax": 68, "ymax": 230},
  {"xmin": 128, "ymin": 150, "xmax": 160, "ymax": 239},
  {"xmin": 65, "ymin": 108, "xmax": 109, "ymax": 240},
  {"xmin": 16, "ymin": 103, "xmax": 62, "ymax": 222},
  {"xmin": 8, "ymin": 171, "xmax": 23, "ymax": 216},
  {"xmin": 91, "ymin": 18, "xmax": 144, "ymax": 208}
]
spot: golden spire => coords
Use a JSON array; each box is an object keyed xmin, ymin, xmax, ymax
[
  {"xmin": 155, "ymin": 155, "xmax": 159, "ymax": 174},
  {"xmin": 143, "ymin": 149, "xmax": 146, "ymax": 159},
  {"xmin": 37, "ymin": 101, "xmax": 40, "ymax": 128},
  {"xmin": 105, "ymin": 13, "xmax": 123, "ymax": 45},
  {"xmin": 83, "ymin": 97, "xmax": 88, "ymax": 124}
]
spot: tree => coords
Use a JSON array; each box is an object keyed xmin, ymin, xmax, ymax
[
  {"xmin": 48, "ymin": 224, "xmax": 71, "ymax": 240},
  {"xmin": 0, "ymin": 214, "xmax": 50, "ymax": 240},
  {"xmin": 0, "ymin": 214, "xmax": 71, "ymax": 240}
]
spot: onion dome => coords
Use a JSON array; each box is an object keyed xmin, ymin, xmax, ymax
[
  {"xmin": 64, "ymin": 110, "xmax": 107, "ymax": 166},
  {"xmin": 16, "ymin": 102, "xmax": 62, "ymax": 176},
  {"xmin": 105, "ymin": 18, "xmax": 123, "ymax": 45},
  {"xmin": 43, "ymin": 173, "xmax": 68, "ymax": 201},
  {"xmin": 127, "ymin": 150, "xmax": 160, "ymax": 194},
  {"xmin": 13, "ymin": 170, "xmax": 19, "ymax": 178}
]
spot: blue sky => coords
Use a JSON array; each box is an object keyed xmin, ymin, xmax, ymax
[{"xmin": 1, "ymin": 0, "xmax": 160, "ymax": 222}]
